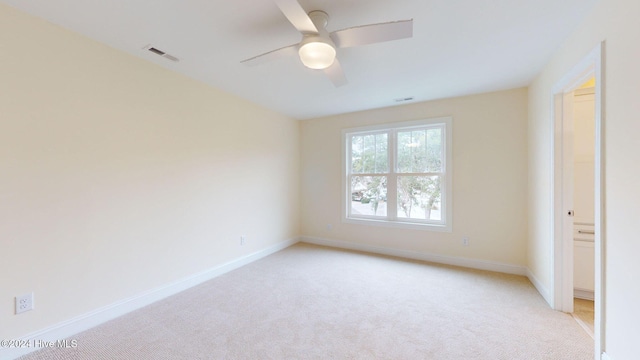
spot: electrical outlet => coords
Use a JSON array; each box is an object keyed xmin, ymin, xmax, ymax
[
  {"xmin": 462, "ymin": 237, "xmax": 470, "ymax": 246},
  {"xmin": 240, "ymin": 236, "xmax": 245, "ymax": 246},
  {"xmin": 16, "ymin": 293, "xmax": 34, "ymax": 314}
]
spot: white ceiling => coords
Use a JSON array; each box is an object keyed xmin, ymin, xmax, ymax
[{"xmin": 2, "ymin": 0, "xmax": 598, "ymax": 120}]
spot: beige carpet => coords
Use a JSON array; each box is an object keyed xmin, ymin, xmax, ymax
[{"xmin": 19, "ymin": 243, "xmax": 593, "ymax": 359}]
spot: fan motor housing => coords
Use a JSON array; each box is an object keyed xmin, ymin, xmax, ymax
[{"xmin": 307, "ymin": 10, "xmax": 329, "ymax": 30}]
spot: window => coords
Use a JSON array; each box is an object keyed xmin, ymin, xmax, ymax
[{"xmin": 342, "ymin": 117, "xmax": 452, "ymax": 231}]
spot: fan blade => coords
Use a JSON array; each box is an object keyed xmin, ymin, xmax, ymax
[
  {"xmin": 275, "ymin": 0, "xmax": 318, "ymax": 34},
  {"xmin": 324, "ymin": 59, "xmax": 348, "ymax": 87},
  {"xmin": 240, "ymin": 44, "xmax": 299, "ymax": 67},
  {"xmin": 330, "ymin": 19, "xmax": 413, "ymax": 48}
]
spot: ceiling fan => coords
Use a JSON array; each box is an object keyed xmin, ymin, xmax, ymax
[{"xmin": 241, "ymin": 0, "xmax": 413, "ymax": 87}]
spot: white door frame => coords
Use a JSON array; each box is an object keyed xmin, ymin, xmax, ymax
[{"xmin": 551, "ymin": 42, "xmax": 605, "ymax": 358}]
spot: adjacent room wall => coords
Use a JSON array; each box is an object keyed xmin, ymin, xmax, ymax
[
  {"xmin": 300, "ymin": 89, "xmax": 529, "ymax": 268},
  {"xmin": 527, "ymin": 0, "xmax": 640, "ymax": 358},
  {"xmin": 0, "ymin": 4, "xmax": 300, "ymax": 340}
]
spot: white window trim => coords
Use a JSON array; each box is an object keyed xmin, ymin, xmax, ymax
[{"xmin": 341, "ymin": 117, "xmax": 453, "ymax": 232}]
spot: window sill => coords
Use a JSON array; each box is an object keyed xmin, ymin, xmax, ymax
[{"xmin": 343, "ymin": 217, "xmax": 452, "ymax": 232}]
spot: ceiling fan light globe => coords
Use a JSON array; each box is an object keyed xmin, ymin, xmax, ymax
[{"xmin": 298, "ymin": 41, "xmax": 336, "ymax": 70}]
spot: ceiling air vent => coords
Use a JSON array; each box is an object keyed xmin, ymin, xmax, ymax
[{"xmin": 143, "ymin": 45, "xmax": 180, "ymax": 62}]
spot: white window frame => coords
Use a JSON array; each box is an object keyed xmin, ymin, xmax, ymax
[{"xmin": 341, "ymin": 117, "xmax": 453, "ymax": 232}]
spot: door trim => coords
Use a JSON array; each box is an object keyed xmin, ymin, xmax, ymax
[{"xmin": 551, "ymin": 42, "xmax": 605, "ymax": 359}]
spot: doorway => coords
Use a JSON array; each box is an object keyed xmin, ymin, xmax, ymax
[
  {"xmin": 571, "ymin": 81, "xmax": 596, "ymax": 337},
  {"xmin": 552, "ymin": 42, "xmax": 604, "ymax": 358}
]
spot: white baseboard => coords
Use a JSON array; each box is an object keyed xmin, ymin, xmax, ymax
[
  {"xmin": 302, "ymin": 236, "xmax": 558, "ymax": 308},
  {"xmin": 301, "ymin": 236, "xmax": 527, "ymax": 276},
  {"xmin": 574, "ymin": 289, "xmax": 595, "ymax": 301},
  {"xmin": 526, "ymin": 268, "xmax": 553, "ymax": 307},
  {"xmin": 1, "ymin": 238, "xmax": 299, "ymax": 360}
]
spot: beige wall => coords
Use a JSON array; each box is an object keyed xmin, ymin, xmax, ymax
[
  {"xmin": 528, "ymin": 0, "xmax": 640, "ymax": 358},
  {"xmin": 7, "ymin": 0, "xmax": 639, "ymax": 356},
  {"xmin": 0, "ymin": 4, "xmax": 300, "ymax": 340},
  {"xmin": 301, "ymin": 89, "xmax": 528, "ymax": 267}
]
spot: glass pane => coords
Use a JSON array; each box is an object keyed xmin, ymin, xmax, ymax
[
  {"xmin": 397, "ymin": 129, "xmax": 427, "ymax": 173},
  {"xmin": 398, "ymin": 128, "xmax": 443, "ymax": 173},
  {"xmin": 397, "ymin": 131, "xmax": 412, "ymax": 173},
  {"xmin": 350, "ymin": 176, "xmax": 387, "ymax": 217},
  {"xmin": 412, "ymin": 130, "xmax": 427, "ymax": 172},
  {"xmin": 375, "ymin": 133, "xmax": 389, "ymax": 173},
  {"xmin": 397, "ymin": 176, "xmax": 442, "ymax": 221},
  {"xmin": 362, "ymin": 134, "xmax": 375, "ymax": 173},
  {"xmin": 351, "ymin": 136, "xmax": 364, "ymax": 173},
  {"xmin": 426, "ymin": 128, "xmax": 443, "ymax": 172},
  {"xmin": 350, "ymin": 133, "xmax": 388, "ymax": 174}
]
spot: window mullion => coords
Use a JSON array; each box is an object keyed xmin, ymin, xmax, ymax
[
  {"xmin": 388, "ymin": 130, "xmax": 397, "ymax": 220},
  {"xmin": 398, "ymin": 172, "xmax": 443, "ymax": 177},
  {"xmin": 346, "ymin": 138, "xmax": 353, "ymax": 218}
]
